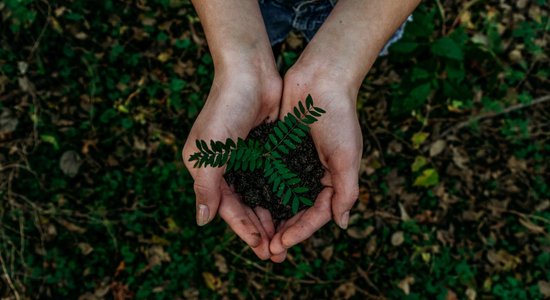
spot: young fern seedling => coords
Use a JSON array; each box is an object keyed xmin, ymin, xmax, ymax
[{"xmin": 189, "ymin": 95, "xmax": 326, "ymax": 214}]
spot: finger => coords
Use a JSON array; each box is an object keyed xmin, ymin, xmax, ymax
[
  {"xmin": 331, "ymin": 169, "xmax": 359, "ymax": 230},
  {"xmin": 270, "ymin": 251, "xmax": 287, "ymax": 263},
  {"xmin": 280, "ymin": 188, "xmax": 333, "ymax": 249},
  {"xmin": 245, "ymin": 207, "xmax": 272, "ymax": 260},
  {"xmin": 269, "ymin": 211, "xmax": 306, "ymax": 255},
  {"xmin": 192, "ymin": 168, "xmax": 223, "ymax": 226},
  {"xmin": 254, "ymin": 207, "xmax": 275, "ymax": 239},
  {"xmin": 219, "ymin": 183, "xmax": 262, "ymax": 248}
]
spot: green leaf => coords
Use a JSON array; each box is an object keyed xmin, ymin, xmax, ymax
[
  {"xmin": 294, "ymin": 128, "xmax": 306, "ymax": 137},
  {"xmin": 268, "ymin": 172, "xmax": 277, "ymax": 184},
  {"xmin": 273, "ymin": 177, "xmax": 281, "ymax": 192},
  {"xmin": 292, "ymin": 198, "xmax": 299, "ymax": 213},
  {"xmin": 293, "ymin": 107, "xmax": 301, "ymax": 118},
  {"xmin": 411, "ymin": 156, "xmax": 428, "ymax": 172},
  {"xmin": 282, "ymin": 189, "xmax": 292, "ymax": 205},
  {"xmin": 201, "ymin": 140, "xmax": 211, "ymax": 154},
  {"xmin": 310, "ymin": 110, "xmax": 321, "ymax": 117},
  {"xmin": 169, "ymin": 78, "xmax": 186, "ymax": 92},
  {"xmin": 276, "ymin": 184, "xmax": 285, "ymax": 197},
  {"xmin": 305, "ymin": 95, "xmax": 313, "ymax": 108},
  {"xmin": 283, "ymin": 139, "xmax": 296, "ymax": 150},
  {"xmin": 227, "ymin": 150, "xmax": 237, "ymax": 170},
  {"xmin": 225, "ymin": 138, "xmax": 235, "ymax": 149},
  {"xmin": 250, "ymin": 158, "xmax": 257, "ymax": 171},
  {"xmin": 221, "ymin": 150, "xmax": 229, "ymax": 165},
  {"xmin": 413, "ymin": 168, "xmax": 440, "ymax": 187},
  {"xmin": 303, "ymin": 115, "xmax": 316, "ymax": 124},
  {"xmin": 214, "ymin": 153, "xmax": 223, "ymax": 167},
  {"xmin": 299, "ymin": 101, "xmax": 306, "ymax": 114},
  {"xmin": 293, "ymin": 187, "xmax": 309, "ymax": 194},
  {"xmin": 314, "ymin": 107, "xmax": 326, "ymax": 114},
  {"xmin": 300, "ymin": 197, "xmax": 313, "ymax": 206},
  {"xmin": 411, "ymin": 132, "xmax": 430, "ymax": 149},
  {"xmin": 271, "ymin": 151, "xmax": 282, "ymax": 159},
  {"xmin": 281, "ymin": 172, "xmax": 295, "ymax": 179},
  {"xmin": 242, "ymin": 157, "xmax": 250, "ymax": 171},
  {"xmin": 278, "ymin": 121, "xmax": 289, "ymax": 133},
  {"xmin": 278, "ymin": 145, "xmax": 289, "ymax": 154},
  {"xmin": 234, "ymin": 148, "xmax": 241, "ymax": 160},
  {"xmin": 207, "ymin": 154, "xmax": 215, "ymax": 166},
  {"xmin": 289, "ymin": 133, "xmax": 301, "ymax": 144},
  {"xmin": 269, "ymin": 134, "xmax": 277, "ymax": 146},
  {"xmin": 431, "ymin": 37, "xmax": 464, "ymax": 60},
  {"xmin": 287, "ymin": 177, "xmax": 300, "ymax": 185},
  {"xmin": 286, "ymin": 113, "xmax": 298, "ymax": 124},
  {"xmin": 211, "ymin": 140, "xmax": 222, "ymax": 152},
  {"xmin": 40, "ymin": 134, "xmax": 59, "ymax": 150},
  {"xmin": 195, "ymin": 140, "xmax": 202, "ymax": 151},
  {"xmin": 274, "ymin": 127, "xmax": 283, "ymax": 139}
]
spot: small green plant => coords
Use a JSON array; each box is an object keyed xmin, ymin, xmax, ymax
[{"xmin": 189, "ymin": 95, "xmax": 325, "ymax": 213}]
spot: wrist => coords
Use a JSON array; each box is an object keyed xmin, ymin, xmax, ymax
[{"xmin": 286, "ymin": 56, "xmax": 361, "ymax": 102}]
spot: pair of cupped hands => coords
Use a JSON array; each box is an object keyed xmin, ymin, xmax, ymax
[{"xmin": 182, "ymin": 59, "xmax": 362, "ymax": 263}]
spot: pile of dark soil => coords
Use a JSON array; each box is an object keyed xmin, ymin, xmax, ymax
[{"xmin": 224, "ymin": 123, "xmax": 324, "ymax": 220}]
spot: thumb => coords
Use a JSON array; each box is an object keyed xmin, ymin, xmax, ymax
[
  {"xmin": 193, "ymin": 168, "xmax": 223, "ymax": 226},
  {"xmin": 331, "ymin": 169, "xmax": 359, "ymax": 230}
]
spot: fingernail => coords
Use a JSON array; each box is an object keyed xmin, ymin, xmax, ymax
[
  {"xmin": 340, "ymin": 211, "xmax": 350, "ymax": 229},
  {"xmin": 197, "ymin": 204, "xmax": 209, "ymax": 226}
]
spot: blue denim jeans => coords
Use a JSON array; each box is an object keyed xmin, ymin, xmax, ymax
[{"xmin": 259, "ymin": 0, "xmax": 412, "ymax": 56}]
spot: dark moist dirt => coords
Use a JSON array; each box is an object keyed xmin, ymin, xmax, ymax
[{"xmin": 224, "ymin": 123, "xmax": 324, "ymax": 221}]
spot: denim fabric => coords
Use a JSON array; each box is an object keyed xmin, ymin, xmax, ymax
[{"xmin": 259, "ymin": 0, "xmax": 412, "ymax": 56}]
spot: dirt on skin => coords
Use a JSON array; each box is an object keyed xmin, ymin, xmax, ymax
[{"xmin": 224, "ymin": 123, "xmax": 325, "ymax": 220}]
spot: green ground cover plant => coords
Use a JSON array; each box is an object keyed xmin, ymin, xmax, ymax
[{"xmin": 1, "ymin": 0, "xmax": 549, "ymax": 299}]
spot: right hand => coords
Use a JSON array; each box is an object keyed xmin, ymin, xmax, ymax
[{"xmin": 182, "ymin": 66, "xmax": 285, "ymax": 260}]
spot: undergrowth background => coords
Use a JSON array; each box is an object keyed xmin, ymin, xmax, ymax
[{"xmin": 1, "ymin": 0, "xmax": 549, "ymax": 299}]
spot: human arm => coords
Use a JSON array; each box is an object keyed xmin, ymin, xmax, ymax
[
  {"xmin": 182, "ymin": 0, "xmax": 283, "ymax": 260},
  {"xmin": 270, "ymin": 0, "xmax": 421, "ymax": 255}
]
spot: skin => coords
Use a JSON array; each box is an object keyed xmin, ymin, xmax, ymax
[{"xmin": 183, "ymin": 0, "xmax": 421, "ymax": 262}]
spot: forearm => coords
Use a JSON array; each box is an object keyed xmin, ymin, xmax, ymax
[
  {"xmin": 295, "ymin": 0, "xmax": 421, "ymax": 90},
  {"xmin": 191, "ymin": 0, "xmax": 276, "ymax": 74}
]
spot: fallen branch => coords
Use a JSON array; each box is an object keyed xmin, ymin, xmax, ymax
[{"xmin": 439, "ymin": 94, "xmax": 550, "ymax": 138}]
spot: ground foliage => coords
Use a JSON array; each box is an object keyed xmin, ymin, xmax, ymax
[{"xmin": 0, "ymin": 0, "xmax": 549, "ymax": 299}]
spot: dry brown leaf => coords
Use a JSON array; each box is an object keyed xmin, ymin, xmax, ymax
[
  {"xmin": 397, "ymin": 276, "xmax": 414, "ymax": 295},
  {"xmin": 214, "ymin": 253, "xmax": 228, "ymax": 274},
  {"xmin": 452, "ymin": 147, "xmax": 469, "ymax": 169},
  {"xmin": 398, "ymin": 202, "xmax": 411, "ymax": 221},
  {"xmin": 147, "ymin": 245, "xmax": 171, "ymax": 267},
  {"xmin": 487, "ymin": 249, "xmax": 521, "ymax": 271},
  {"xmin": 391, "ymin": 231, "xmax": 405, "ymax": 246},
  {"xmin": 466, "ymin": 287, "xmax": 477, "ymax": 300},
  {"xmin": 446, "ymin": 289, "xmax": 458, "ymax": 300},
  {"xmin": 78, "ymin": 243, "xmax": 94, "ymax": 256},
  {"xmin": 333, "ymin": 282, "xmax": 356, "ymax": 300},
  {"xmin": 519, "ymin": 217, "xmax": 545, "ymax": 234},
  {"xmin": 321, "ymin": 245, "xmax": 334, "ymax": 261},
  {"xmin": 0, "ymin": 109, "xmax": 18, "ymax": 134},
  {"xmin": 538, "ymin": 281, "xmax": 550, "ymax": 298},
  {"xmin": 347, "ymin": 226, "xmax": 374, "ymax": 239},
  {"xmin": 58, "ymin": 219, "xmax": 87, "ymax": 233},
  {"xmin": 429, "ymin": 140, "xmax": 447, "ymax": 157},
  {"xmin": 60, "ymin": 150, "xmax": 83, "ymax": 177}
]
